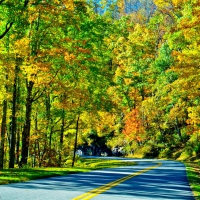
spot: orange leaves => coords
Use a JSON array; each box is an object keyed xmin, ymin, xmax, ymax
[
  {"xmin": 77, "ymin": 47, "xmax": 90, "ymax": 54},
  {"xmin": 123, "ymin": 109, "xmax": 145, "ymax": 141},
  {"xmin": 64, "ymin": 52, "xmax": 76, "ymax": 62},
  {"xmin": 28, "ymin": 14, "xmax": 39, "ymax": 24}
]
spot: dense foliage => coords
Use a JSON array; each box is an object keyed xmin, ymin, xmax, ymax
[{"xmin": 0, "ymin": 0, "xmax": 199, "ymax": 168}]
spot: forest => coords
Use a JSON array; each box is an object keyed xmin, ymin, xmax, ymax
[{"xmin": 0, "ymin": 0, "xmax": 199, "ymax": 169}]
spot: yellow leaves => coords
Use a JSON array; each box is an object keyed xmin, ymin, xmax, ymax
[
  {"xmin": 63, "ymin": 0, "xmax": 74, "ymax": 11},
  {"xmin": 117, "ymin": 36, "xmax": 125, "ymax": 43},
  {"xmin": 104, "ymin": 37, "xmax": 115, "ymax": 49},
  {"xmin": 0, "ymin": 40, "xmax": 7, "ymax": 55},
  {"xmin": 124, "ymin": 78, "xmax": 132, "ymax": 85},
  {"xmin": 172, "ymin": 0, "xmax": 179, "ymax": 7},
  {"xmin": 117, "ymin": 0, "xmax": 124, "ymax": 8},
  {"xmin": 117, "ymin": 0, "xmax": 125, "ymax": 14},
  {"xmin": 129, "ymin": 24, "xmax": 142, "ymax": 41},
  {"xmin": 172, "ymin": 41, "xmax": 200, "ymax": 68},
  {"xmin": 187, "ymin": 106, "xmax": 200, "ymax": 125},
  {"xmin": 128, "ymin": 24, "xmax": 155, "ymax": 48},
  {"xmin": 172, "ymin": 0, "xmax": 187, "ymax": 8},
  {"xmin": 14, "ymin": 38, "xmax": 30, "ymax": 56},
  {"xmin": 96, "ymin": 111, "xmax": 116, "ymax": 135},
  {"xmin": 169, "ymin": 100, "xmax": 187, "ymax": 120},
  {"xmin": 153, "ymin": 0, "xmax": 171, "ymax": 8},
  {"xmin": 114, "ymin": 67, "xmax": 123, "ymax": 77},
  {"xmin": 104, "ymin": 37, "xmax": 111, "ymax": 44},
  {"xmin": 53, "ymin": 0, "xmax": 61, "ymax": 4},
  {"xmin": 21, "ymin": 58, "xmax": 51, "ymax": 84},
  {"xmin": 182, "ymin": 28, "xmax": 196, "ymax": 41},
  {"xmin": 21, "ymin": 62, "xmax": 39, "ymax": 82}
]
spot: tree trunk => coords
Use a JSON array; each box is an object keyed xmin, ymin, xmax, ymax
[
  {"xmin": 72, "ymin": 115, "xmax": 80, "ymax": 167},
  {"xmin": 0, "ymin": 100, "xmax": 7, "ymax": 169},
  {"xmin": 16, "ymin": 125, "xmax": 20, "ymax": 165},
  {"xmin": 45, "ymin": 91, "xmax": 51, "ymax": 165},
  {"xmin": 33, "ymin": 112, "xmax": 38, "ymax": 168},
  {"xmin": 21, "ymin": 80, "xmax": 34, "ymax": 166},
  {"xmin": 9, "ymin": 65, "xmax": 19, "ymax": 168},
  {"xmin": 58, "ymin": 109, "xmax": 65, "ymax": 167},
  {"xmin": 16, "ymin": 73, "xmax": 21, "ymax": 165},
  {"xmin": 49, "ymin": 127, "xmax": 53, "ymax": 150}
]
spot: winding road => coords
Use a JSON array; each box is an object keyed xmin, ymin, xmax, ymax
[{"xmin": 0, "ymin": 158, "xmax": 194, "ymax": 200}]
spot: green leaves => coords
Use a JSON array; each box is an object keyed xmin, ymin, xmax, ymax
[{"xmin": 0, "ymin": 0, "xmax": 200, "ymax": 168}]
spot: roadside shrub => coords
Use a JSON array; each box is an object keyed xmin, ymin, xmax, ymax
[
  {"xmin": 177, "ymin": 150, "xmax": 191, "ymax": 161},
  {"xmin": 194, "ymin": 143, "xmax": 200, "ymax": 157},
  {"xmin": 158, "ymin": 148, "xmax": 172, "ymax": 158},
  {"xmin": 133, "ymin": 144, "xmax": 152, "ymax": 158}
]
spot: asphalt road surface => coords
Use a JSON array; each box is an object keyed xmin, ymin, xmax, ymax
[{"xmin": 0, "ymin": 158, "xmax": 195, "ymax": 200}]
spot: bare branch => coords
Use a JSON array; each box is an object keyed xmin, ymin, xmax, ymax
[{"xmin": 0, "ymin": 22, "xmax": 13, "ymax": 39}]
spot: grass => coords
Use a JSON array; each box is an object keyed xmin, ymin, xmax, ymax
[
  {"xmin": 185, "ymin": 162, "xmax": 200, "ymax": 200},
  {"xmin": 0, "ymin": 158, "xmax": 137, "ymax": 185}
]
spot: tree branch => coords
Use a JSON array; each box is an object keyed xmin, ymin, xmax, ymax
[
  {"xmin": 32, "ymin": 69, "xmax": 60, "ymax": 102},
  {"xmin": 0, "ymin": 22, "xmax": 13, "ymax": 39},
  {"xmin": 24, "ymin": 0, "xmax": 29, "ymax": 7}
]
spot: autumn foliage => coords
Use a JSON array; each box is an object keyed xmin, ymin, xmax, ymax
[
  {"xmin": 0, "ymin": 0, "xmax": 199, "ymax": 169},
  {"xmin": 123, "ymin": 109, "xmax": 145, "ymax": 142}
]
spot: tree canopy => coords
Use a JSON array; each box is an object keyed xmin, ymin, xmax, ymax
[{"xmin": 0, "ymin": 0, "xmax": 199, "ymax": 168}]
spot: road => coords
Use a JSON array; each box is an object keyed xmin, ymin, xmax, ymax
[{"xmin": 0, "ymin": 158, "xmax": 194, "ymax": 200}]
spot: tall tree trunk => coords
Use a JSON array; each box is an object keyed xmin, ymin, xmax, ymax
[
  {"xmin": 58, "ymin": 109, "xmax": 65, "ymax": 167},
  {"xmin": 72, "ymin": 115, "xmax": 80, "ymax": 167},
  {"xmin": 0, "ymin": 100, "xmax": 7, "ymax": 169},
  {"xmin": 21, "ymin": 80, "xmax": 34, "ymax": 166},
  {"xmin": 49, "ymin": 127, "xmax": 53, "ymax": 150},
  {"xmin": 33, "ymin": 112, "xmax": 38, "ymax": 168},
  {"xmin": 45, "ymin": 91, "xmax": 51, "ymax": 164},
  {"xmin": 16, "ymin": 125, "xmax": 20, "ymax": 165},
  {"xmin": 9, "ymin": 65, "xmax": 19, "ymax": 168},
  {"xmin": 16, "ymin": 72, "xmax": 21, "ymax": 165}
]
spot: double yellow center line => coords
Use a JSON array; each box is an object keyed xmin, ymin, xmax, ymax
[{"xmin": 72, "ymin": 162, "xmax": 162, "ymax": 200}]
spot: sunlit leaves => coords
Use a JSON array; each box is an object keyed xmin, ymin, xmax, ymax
[
  {"xmin": 153, "ymin": 0, "xmax": 172, "ymax": 8},
  {"xmin": 123, "ymin": 109, "xmax": 146, "ymax": 141},
  {"xmin": 0, "ymin": 0, "xmax": 200, "ymax": 166},
  {"xmin": 63, "ymin": 0, "xmax": 74, "ymax": 11}
]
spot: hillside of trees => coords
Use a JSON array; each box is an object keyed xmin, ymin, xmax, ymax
[{"xmin": 0, "ymin": 0, "xmax": 199, "ymax": 169}]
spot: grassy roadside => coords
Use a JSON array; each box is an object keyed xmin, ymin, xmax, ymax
[
  {"xmin": 185, "ymin": 162, "xmax": 200, "ymax": 200},
  {"xmin": 0, "ymin": 158, "xmax": 136, "ymax": 185}
]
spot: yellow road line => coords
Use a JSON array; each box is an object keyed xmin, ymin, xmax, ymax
[{"xmin": 72, "ymin": 162, "xmax": 162, "ymax": 200}]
